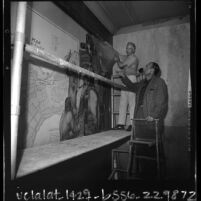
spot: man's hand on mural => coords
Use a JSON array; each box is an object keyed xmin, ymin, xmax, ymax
[
  {"xmin": 117, "ymin": 70, "xmax": 126, "ymax": 78},
  {"xmin": 114, "ymin": 55, "xmax": 120, "ymax": 62}
]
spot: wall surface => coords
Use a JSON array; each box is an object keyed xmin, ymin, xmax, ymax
[
  {"xmin": 11, "ymin": 2, "xmax": 87, "ymax": 148},
  {"xmin": 113, "ymin": 17, "xmax": 191, "ymax": 180},
  {"xmin": 11, "ymin": 2, "xmax": 87, "ymax": 44}
]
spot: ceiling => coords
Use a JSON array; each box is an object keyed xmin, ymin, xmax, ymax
[{"xmin": 83, "ymin": 1, "xmax": 191, "ymax": 34}]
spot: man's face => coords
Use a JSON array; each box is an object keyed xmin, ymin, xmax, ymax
[
  {"xmin": 144, "ymin": 63, "xmax": 154, "ymax": 79},
  {"xmin": 126, "ymin": 44, "xmax": 135, "ymax": 56}
]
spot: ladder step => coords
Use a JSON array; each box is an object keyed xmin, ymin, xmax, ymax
[
  {"xmin": 130, "ymin": 140, "xmax": 155, "ymax": 146},
  {"xmin": 112, "ymin": 112, "xmax": 130, "ymax": 114},
  {"xmin": 113, "ymin": 168, "xmax": 127, "ymax": 173},
  {"xmin": 127, "ymin": 174, "xmax": 155, "ymax": 180},
  {"xmin": 113, "ymin": 149, "xmax": 129, "ymax": 154},
  {"xmin": 135, "ymin": 155, "xmax": 156, "ymax": 160},
  {"xmin": 127, "ymin": 174, "xmax": 144, "ymax": 180}
]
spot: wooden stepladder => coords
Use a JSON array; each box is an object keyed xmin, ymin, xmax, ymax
[{"xmin": 109, "ymin": 118, "xmax": 164, "ymax": 180}]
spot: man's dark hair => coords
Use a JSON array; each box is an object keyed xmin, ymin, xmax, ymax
[
  {"xmin": 151, "ymin": 62, "xmax": 161, "ymax": 76},
  {"xmin": 127, "ymin": 42, "xmax": 136, "ymax": 50}
]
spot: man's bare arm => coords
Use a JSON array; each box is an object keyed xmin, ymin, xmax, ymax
[
  {"xmin": 116, "ymin": 54, "xmax": 137, "ymax": 67},
  {"xmin": 115, "ymin": 55, "xmax": 129, "ymax": 69},
  {"xmin": 124, "ymin": 57, "xmax": 139, "ymax": 75},
  {"xmin": 115, "ymin": 55, "xmax": 138, "ymax": 75}
]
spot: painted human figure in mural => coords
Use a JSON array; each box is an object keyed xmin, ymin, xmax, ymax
[
  {"xmin": 59, "ymin": 50, "xmax": 99, "ymax": 140},
  {"xmin": 59, "ymin": 97, "xmax": 78, "ymax": 140},
  {"xmin": 83, "ymin": 81, "xmax": 99, "ymax": 135},
  {"xmin": 60, "ymin": 51, "xmax": 81, "ymax": 140},
  {"xmin": 114, "ymin": 42, "xmax": 139, "ymax": 131}
]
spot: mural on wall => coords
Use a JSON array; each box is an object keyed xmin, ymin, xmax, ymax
[
  {"xmin": 59, "ymin": 50, "xmax": 100, "ymax": 140},
  {"xmin": 59, "ymin": 34, "xmax": 116, "ymax": 140},
  {"xmin": 89, "ymin": 35, "xmax": 117, "ymax": 130},
  {"xmin": 12, "ymin": 6, "xmax": 80, "ymax": 148},
  {"xmin": 91, "ymin": 35, "xmax": 119, "ymax": 77},
  {"xmin": 11, "ymin": 4, "xmax": 117, "ymax": 147},
  {"xmin": 12, "ymin": 7, "xmax": 114, "ymax": 147}
]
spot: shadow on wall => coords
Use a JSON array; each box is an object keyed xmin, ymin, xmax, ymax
[
  {"xmin": 170, "ymin": 100, "xmax": 188, "ymax": 127},
  {"xmin": 164, "ymin": 126, "xmax": 191, "ymax": 181},
  {"xmin": 164, "ymin": 100, "xmax": 190, "ymax": 181},
  {"xmin": 16, "ymin": 60, "xmax": 30, "ymax": 173},
  {"xmin": 17, "ymin": 60, "xmax": 29, "ymax": 150}
]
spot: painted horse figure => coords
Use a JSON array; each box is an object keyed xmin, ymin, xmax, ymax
[{"xmin": 91, "ymin": 35, "xmax": 119, "ymax": 77}]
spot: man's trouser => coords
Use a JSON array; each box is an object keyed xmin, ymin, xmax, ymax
[{"xmin": 118, "ymin": 75, "xmax": 136, "ymax": 126}]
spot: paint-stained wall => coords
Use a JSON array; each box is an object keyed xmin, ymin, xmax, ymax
[{"xmin": 113, "ymin": 19, "xmax": 190, "ymax": 127}]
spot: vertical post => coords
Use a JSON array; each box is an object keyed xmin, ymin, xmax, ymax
[
  {"xmin": 111, "ymin": 76, "xmax": 114, "ymax": 128},
  {"xmin": 187, "ymin": 68, "xmax": 191, "ymax": 152},
  {"xmin": 155, "ymin": 119, "xmax": 160, "ymax": 180},
  {"xmin": 11, "ymin": 2, "xmax": 27, "ymax": 180},
  {"xmin": 127, "ymin": 119, "xmax": 135, "ymax": 177}
]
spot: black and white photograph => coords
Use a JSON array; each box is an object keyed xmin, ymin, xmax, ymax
[{"xmin": 4, "ymin": 1, "xmax": 196, "ymax": 200}]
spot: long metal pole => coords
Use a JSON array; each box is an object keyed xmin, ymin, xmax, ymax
[
  {"xmin": 11, "ymin": 2, "xmax": 27, "ymax": 180},
  {"xmin": 24, "ymin": 44, "xmax": 127, "ymax": 90}
]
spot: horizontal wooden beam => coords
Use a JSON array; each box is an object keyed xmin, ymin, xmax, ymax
[
  {"xmin": 25, "ymin": 44, "xmax": 127, "ymax": 90},
  {"xmin": 54, "ymin": 1, "xmax": 113, "ymax": 44},
  {"xmin": 83, "ymin": 1, "xmax": 117, "ymax": 34},
  {"xmin": 16, "ymin": 130, "xmax": 130, "ymax": 178}
]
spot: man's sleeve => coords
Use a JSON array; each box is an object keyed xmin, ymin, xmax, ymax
[
  {"xmin": 118, "ymin": 55, "xmax": 137, "ymax": 69},
  {"xmin": 121, "ymin": 76, "xmax": 140, "ymax": 92},
  {"xmin": 150, "ymin": 79, "xmax": 168, "ymax": 119}
]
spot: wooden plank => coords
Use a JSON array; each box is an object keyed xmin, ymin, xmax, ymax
[
  {"xmin": 54, "ymin": 1, "xmax": 113, "ymax": 44},
  {"xmin": 16, "ymin": 130, "xmax": 130, "ymax": 178}
]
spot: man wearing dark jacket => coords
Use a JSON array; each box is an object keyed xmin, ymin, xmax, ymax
[
  {"xmin": 118, "ymin": 62, "xmax": 168, "ymax": 179},
  {"xmin": 119, "ymin": 62, "xmax": 168, "ymax": 122}
]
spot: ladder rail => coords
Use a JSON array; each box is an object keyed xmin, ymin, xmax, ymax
[{"xmin": 109, "ymin": 119, "xmax": 163, "ymax": 180}]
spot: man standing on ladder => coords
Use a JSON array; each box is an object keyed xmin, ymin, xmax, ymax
[{"xmin": 114, "ymin": 42, "xmax": 139, "ymax": 131}]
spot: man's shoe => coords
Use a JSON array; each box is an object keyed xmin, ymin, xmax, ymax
[
  {"xmin": 115, "ymin": 124, "xmax": 125, "ymax": 130},
  {"xmin": 126, "ymin": 125, "xmax": 132, "ymax": 131}
]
